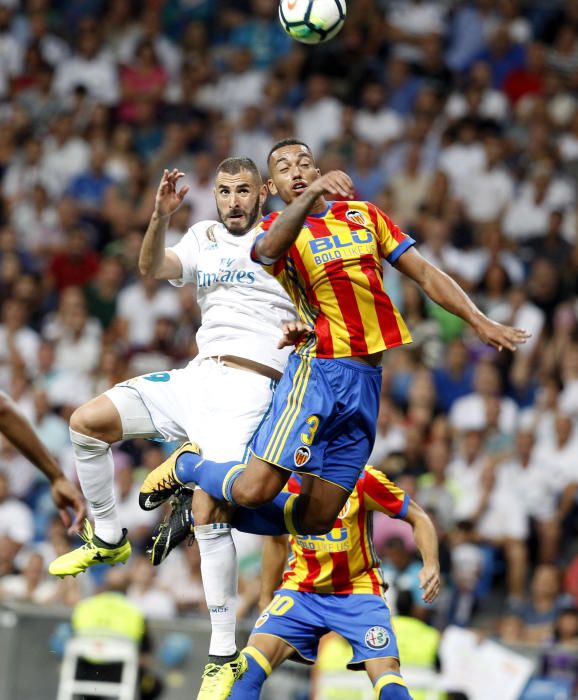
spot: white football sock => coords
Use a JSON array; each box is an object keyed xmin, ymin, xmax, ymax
[
  {"xmin": 69, "ymin": 428, "xmax": 123, "ymax": 545},
  {"xmin": 195, "ymin": 523, "xmax": 238, "ymax": 656}
]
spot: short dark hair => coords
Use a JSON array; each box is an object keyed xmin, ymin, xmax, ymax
[
  {"xmin": 216, "ymin": 157, "xmax": 261, "ymax": 184},
  {"xmin": 267, "ymin": 138, "xmax": 313, "ymax": 166}
]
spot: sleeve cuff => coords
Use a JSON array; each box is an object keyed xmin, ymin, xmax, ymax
[
  {"xmin": 250, "ymin": 233, "xmax": 275, "ymax": 266},
  {"xmin": 386, "ymin": 237, "xmax": 416, "ymax": 265},
  {"xmin": 394, "ymin": 494, "xmax": 410, "ymax": 519}
]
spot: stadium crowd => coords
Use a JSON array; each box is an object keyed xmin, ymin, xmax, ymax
[{"xmin": 0, "ymin": 0, "xmax": 577, "ymax": 680}]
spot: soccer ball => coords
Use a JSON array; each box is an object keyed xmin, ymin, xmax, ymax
[{"xmin": 279, "ymin": 0, "xmax": 347, "ymax": 45}]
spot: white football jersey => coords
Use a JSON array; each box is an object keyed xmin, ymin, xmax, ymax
[{"xmin": 168, "ymin": 220, "xmax": 298, "ymax": 373}]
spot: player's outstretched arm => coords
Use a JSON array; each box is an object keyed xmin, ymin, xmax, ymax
[
  {"xmin": 402, "ymin": 501, "xmax": 441, "ymax": 604},
  {"xmin": 394, "ymin": 247, "xmax": 531, "ymax": 352},
  {"xmin": 139, "ymin": 168, "xmax": 189, "ymax": 279},
  {"xmin": 255, "ymin": 170, "xmax": 354, "ymax": 263},
  {"xmin": 0, "ymin": 391, "xmax": 86, "ymax": 532},
  {"xmin": 258, "ymin": 535, "xmax": 288, "ymax": 611}
]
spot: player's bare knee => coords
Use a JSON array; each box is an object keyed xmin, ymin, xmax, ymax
[
  {"xmin": 192, "ymin": 491, "xmax": 233, "ymax": 525},
  {"xmin": 70, "ymin": 401, "xmax": 116, "ymax": 444}
]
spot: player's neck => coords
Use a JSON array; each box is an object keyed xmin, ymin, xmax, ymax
[{"xmin": 308, "ymin": 196, "xmax": 328, "ymax": 216}]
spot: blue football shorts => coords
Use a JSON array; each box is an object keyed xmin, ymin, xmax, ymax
[
  {"xmin": 250, "ymin": 352, "xmax": 381, "ymax": 493},
  {"xmin": 251, "ymin": 588, "xmax": 399, "ymax": 669}
]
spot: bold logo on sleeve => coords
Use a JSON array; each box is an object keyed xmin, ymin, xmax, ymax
[
  {"xmin": 294, "ymin": 445, "xmax": 311, "ymax": 467},
  {"xmin": 365, "ymin": 626, "xmax": 390, "ymax": 649}
]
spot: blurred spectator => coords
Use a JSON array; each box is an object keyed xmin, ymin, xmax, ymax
[
  {"xmin": 117, "ymin": 275, "xmax": 180, "ymax": 348},
  {"xmin": 513, "ymin": 565, "xmax": 572, "ymax": 643},
  {"xmin": 53, "ymin": 21, "xmax": 119, "ymax": 106},
  {"xmin": 450, "ymin": 361, "xmax": 518, "ymax": 433},
  {"xmin": 295, "ymin": 74, "xmax": 343, "ymax": 154},
  {"xmin": 40, "ymin": 112, "xmax": 90, "ymax": 198},
  {"xmin": 127, "ymin": 554, "xmax": 177, "ymax": 620},
  {"xmin": 432, "ymin": 339, "xmax": 475, "ymax": 413},
  {"xmin": 0, "ymin": 297, "xmax": 39, "ymax": 389},
  {"xmin": 66, "ymin": 141, "xmax": 117, "ymax": 222},
  {"xmin": 0, "ymin": 550, "xmax": 58, "ymax": 603},
  {"xmin": 119, "ymin": 40, "xmax": 168, "ymax": 124},
  {"xmin": 230, "ymin": 0, "xmax": 291, "ymax": 69},
  {"xmin": 48, "ymin": 227, "xmax": 100, "ymax": 292},
  {"xmin": 381, "ymin": 536, "xmax": 431, "ymax": 619},
  {"xmin": 353, "ymin": 81, "xmax": 403, "ymax": 149},
  {"xmin": 0, "ymin": 472, "xmax": 34, "ymax": 552},
  {"xmin": 459, "ymin": 135, "xmax": 514, "ymax": 225}
]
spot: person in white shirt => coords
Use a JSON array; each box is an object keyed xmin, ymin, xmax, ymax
[
  {"xmin": 450, "ymin": 360, "xmax": 519, "ymax": 433},
  {"xmin": 0, "ymin": 472, "xmax": 34, "ymax": 550},
  {"xmin": 295, "ymin": 74, "xmax": 343, "ymax": 154},
  {"xmin": 501, "ymin": 428, "xmax": 563, "ymax": 565},
  {"xmin": 353, "ymin": 81, "xmax": 404, "ymax": 149},
  {"xmin": 460, "ymin": 136, "xmax": 515, "ymax": 225},
  {"xmin": 438, "ymin": 118, "xmax": 486, "ymax": 199},
  {"xmin": 52, "ymin": 26, "xmax": 119, "ymax": 106},
  {"xmin": 49, "ymin": 158, "xmax": 297, "ymax": 686},
  {"xmin": 117, "ymin": 275, "xmax": 181, "ymax": 348}
]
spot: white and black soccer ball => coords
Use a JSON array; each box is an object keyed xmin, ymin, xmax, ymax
[{"xmin": 279, "ymin": 0, "xmax": 347, "ymax": 45}]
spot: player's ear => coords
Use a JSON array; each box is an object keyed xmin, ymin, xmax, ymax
[
  {"xmin": 315, "ymin": 168, "xmax": 321, "ymax": 177},
  {"xmin": 259, "ymin": 183, "xmax": 268, "ymax": 207},
  {"xmin": 267, "ymin": 178, "xmax": 278, "ymax": 196}
]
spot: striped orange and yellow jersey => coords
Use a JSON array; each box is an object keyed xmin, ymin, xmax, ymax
[
  {"xmin": 252, "ymin": 200, "xmax": 415, "ymax": 358},
  {"xmin": 282, "ymin": 465, "xmax": 409, "ymax": 595}
]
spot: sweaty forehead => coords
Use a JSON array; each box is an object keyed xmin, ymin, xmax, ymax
[{"xmin": 215, "ymin": 170, "xmax": 259, "ymax": 188}]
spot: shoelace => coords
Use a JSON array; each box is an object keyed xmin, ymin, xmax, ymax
[
  {"xmin": 154, "ymin": 473, "xmax": 179, "ymax": 492},
  {"xmin": 77, "ymin": 520, "xmax": 96, "ymax": 549},
  {"xmin": 200, "ymin": 664, "xmax": 221, "ymax": 685}
]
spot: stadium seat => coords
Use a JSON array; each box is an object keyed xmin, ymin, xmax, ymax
[{"xmin": 56, "ymin": 635, "xmax": 139, "ymax": 700}]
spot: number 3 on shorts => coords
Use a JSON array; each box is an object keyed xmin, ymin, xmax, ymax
[{"xmin": 265, "ymin": 594, "xmax": 295, "ymax": 617}]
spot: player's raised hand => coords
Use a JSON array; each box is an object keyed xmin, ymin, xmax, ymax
[
  {"xmin": 278, "ymin": 320, "xmax": 313, "ymax": 349},
  {"xmin": 309, "ymin": 170, "xmax": 354, "ymax": 199},
  {"xmin": 154, "ymin": 168, "xmax": 190, "ymax": 219},
  {"xmin": 472, "ymin": 316, "xmax": 531, "ymax": 352},
  {"xmin": 419, "ymin": 563, "xmax": 441, "ymax": 604}
]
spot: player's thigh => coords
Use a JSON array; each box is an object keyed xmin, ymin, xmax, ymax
[
  {"xmin": 326, "ymin": 594, "xmax": 399, "ymax": 672},
  {"xmin": 247, "ymin": 633, "xmax": 295, "ymax": 669},
  {"xmin": 191, "ymin": 361, "xmax": 276, "ymax": 462},
  {"xmin": 111, "ymin": 368, "xmax": 195, "ymax": 442},
  {"xmin": 70, "ymin": 394, "xmax": 124, "ymax": 443},
  {"xmin": 250, "ymin": 590, "xmax": 326, "ymax": 666}
]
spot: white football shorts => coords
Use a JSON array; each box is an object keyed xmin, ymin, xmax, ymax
[{"xmin": 105, "ymin": 357, "xmax": 276, "ymax": 462}]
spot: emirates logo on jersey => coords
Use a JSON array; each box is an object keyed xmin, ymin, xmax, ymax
[
  {"xmin": 346, "ymin": 209, "xmax": 367, "ymax": 227},
  {"xmin": 294, "ymin": 446, "xmax": 311, "ymax": 467}
]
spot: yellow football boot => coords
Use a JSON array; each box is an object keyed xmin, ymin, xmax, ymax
[
  {"xmin": 139, "ymin": 441, "xmax": 201, "ymax": 511},
  {"xmin": 48, "ymin": 520, "xmax": 131, "ymax": 578},
  {"xmin": 196, "ymin": 653, "xmax": 248, "ymax": 700}
]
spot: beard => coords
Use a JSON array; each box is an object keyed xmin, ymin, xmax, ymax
[{"xmin": 217, "ymin": 198, "xmax": 262, "ymax": 236}]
